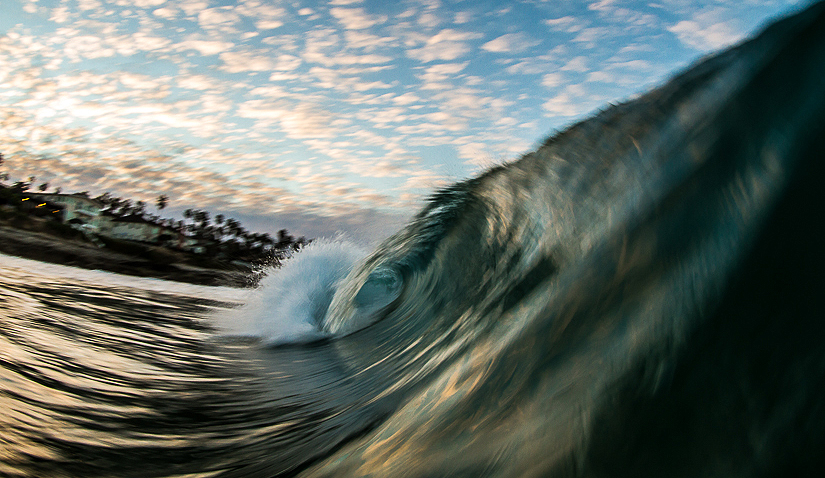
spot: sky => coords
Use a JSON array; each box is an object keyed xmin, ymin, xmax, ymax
[{"xmin": 0, "ymin": 0, "xmax": 812, "ymax": 242}]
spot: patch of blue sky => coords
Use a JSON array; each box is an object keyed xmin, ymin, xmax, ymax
[
  {"xmin": 412, "ymin": 143, "xmax": 459, "ymax": 168},
  {"xmin": 72, "ymin": 56, "xmax": 169, "ymax": 80},
  {"xmin": 0, "ymin": 3, "xmax": 26, "ymax": 31}
]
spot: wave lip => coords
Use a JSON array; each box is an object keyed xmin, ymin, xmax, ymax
[{"xmin": 217, "ymin": 239, "xmax": 368, "ymax": 344}]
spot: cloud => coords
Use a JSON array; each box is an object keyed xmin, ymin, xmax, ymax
[
  {"xmin": 406, "ymin": 29, "xmax": 482, "ymax": 62},
  {"xmin": 198, "ymin": 8, "xmax": 241, "ymax": 28},
  {"xmin": 237, "ymin": 101, "xmax": 339, "ymax": 139},
  {"xmin": 330, "ymin": 7, "xmax": 387, "ymax": 30},
  {"xmin": 306, "ymin": 66, "xmax": 393, "ymax": 95},
  {"xmin": 219, "ymin": 50, "xmax": 278, "ymax": 73},
  {"xmin": 302, "ymin": 29, "xmax": 393, "ymax": 66},
  {"xmin": 572, "ymin": 27, "xmax": 610, "ymax": 45},
  {"xmin": 343, "ymin": 30, "xmax": 396, "ymax": 50},
  {"xmin": 312, "ymin": 52, "xmax": 393, "ymax": 66},
  {"xmin": 256, "ymin": 20, "xmax": 284, "ymax": 30},
  {"xmin": 179, "ymin": 0, "xmax": 210, "ymax": 17},
  {"xmin": 345, "ymin": 158, "xmax": 410, "ymax": 178},
  {"xmin": 588, "ymin": 0, "xmax": 659, "ymax": 31},
  {"xmin": 175, "ymin": 74, "xmax": 225, "ymax": 91},
  {"xmin": 411, "ymin": 12, "xmax": 436, "ymax": 28},
  {"xmin": 103, "ymin": 32, "xmax": 173, "ymax": 56},
  {"xmin": 415, "ymin": 64, "xmax": 467, "ymax": 91},
  {"xmin": 668, "ymin": 15, "xmax": 741, "ymax": 51},
  {"xmin": 481, "ymin": 33, "xmax": 539, "ymax": 53},
  {"xmin": 542, "ymin": 93, "xmax": 581, "ymax": 116},
  {"xmin": 403, "ymin": 171, "xmax": 449, "ymax": 192},
  {"xmin": 235, "ymin": 1, "xmax": 287, "ymax": 22},
  {"xmin": 49, "ymin": 7, "xmax": 72, "ymax": 23},
  {"xmin": 561, "ymin": 56, "xmax": 589, "ymax": 72},
  {"xmin": 588, "ymin": 0, "xmax": 617, "ymax": 12},
  {"xmin": 275, "ymin": 54, "xmax": 302, "ymax": 71},
  {"xmin": 63, "ymin": 35, "xmax": 116, "ymax": 61},
  {"xmin": 419, "ymin": 62, "xmax": 468, "ymax": 81},
  {"xmin": 116, "ymin": 72, "xmax": 167, "ymax": 90},
  {"xmin": 392, "ymin": 92, "xmax": 421, "ymax": 105},
  {"xmin": 541, "ymin": 72, "xmax": 565, "ymax": 88},
  {"xmin": 175, "ymin": 39, "xmax": 234, "ymax": 56},
  {"xmin": 586, "ymin": 70, "xmax": 612, "ymax": 83},
  {"xmin": 610, "ymin": 59, "xmax": 653, "ymax": 71},
  {"xmin": 358, "ymin": 106, "xmax": 408, "ymax": 127},
  {"xmin": 454, "ymin": 11, "xmax": 472, "ymax": 24},
  {"xmin": 454, "ymin": 141, "xmax": 492, "ymax": 165},
  {"xmin": 133, "ymin": 0, "xmax": 166, "ymax": 7},
  {"xmin": 152, "ymin": 7, "xmax": 177, "ymax": 19},
  {"xmin": 429, "ymin": 88, "xmax": 492, "ymax": 120},
  {"xmin": 544, "ymin": 16, "xmax": 587, "ymax": 33},
  {"xmin": 505, "ymin": 56, "xmax": 558, "ymax": 75},
  {"xmin": 217, "ymin": 51, "xmax": 299, "ymax": 78}
]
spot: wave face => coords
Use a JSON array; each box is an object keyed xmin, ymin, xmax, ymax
[{"xmin": 3, "ymin": 3, "xmax": 825, "ymax": 477}]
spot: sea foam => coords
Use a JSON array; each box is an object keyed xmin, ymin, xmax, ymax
[{"xmin": 215, "ymin": 239, "xmax": 368, "ymax": 344}]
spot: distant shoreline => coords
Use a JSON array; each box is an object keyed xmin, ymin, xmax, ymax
[
  {"xmin": 0, "ymin": 225, "xmax": 263, "ymax": 288},
  {"xmin": 0, "ymin": 182, "xmax": 305, "ymax": 286}
]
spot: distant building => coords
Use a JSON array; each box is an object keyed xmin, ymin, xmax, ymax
[
  {"xmin": 28, "ymin": 193, "xmax": 104, "ymax": 230},
  {"xmin": 26, "ymin": 192, "xmax": 211, "ymax": 249},
  {"xmin": 104, "ymin": 214, "xmax": 166, "ymax": 242}
]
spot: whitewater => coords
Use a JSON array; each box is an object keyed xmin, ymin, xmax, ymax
[{"xmin": 2, "ymin": 3, "xmax": 825, "ymax": 477}]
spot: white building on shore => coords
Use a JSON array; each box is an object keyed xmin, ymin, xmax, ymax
[
  {"xmin": 104, "ymin": 214, "xmax": 165, "ymax": 242},
  {"xmin": 28, "ymin": 193, "xmax": 105, "ymax": 230},
  {"xmin": 27, "ymin": 192, "xmax": 207, "ymax": 251}
]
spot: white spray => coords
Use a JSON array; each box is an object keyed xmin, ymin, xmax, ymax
[{"xmin": 213, "ymin": 239, "xmax": 368, "ymax": 345}]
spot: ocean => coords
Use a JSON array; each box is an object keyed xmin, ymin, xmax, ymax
[{"xmin": 2, "ymin": 2, "xmax": 825, "ymax": 477}]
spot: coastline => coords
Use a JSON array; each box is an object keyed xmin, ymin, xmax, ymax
[{"xmin": 0, "ymin": 225, "xmax": 262, "ymax": 288}]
